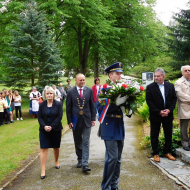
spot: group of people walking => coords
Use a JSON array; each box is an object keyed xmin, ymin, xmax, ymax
[
  {"xmin": 0, "ymin": 89, "xmax": 23, "ymax": 126},
  {"xmin": 37, "ymin": 63, "xmax": 190, "ymax": 190},
  {"xmin": 38, "ymin": 62, "xmax": 127, "ymax": 190}
]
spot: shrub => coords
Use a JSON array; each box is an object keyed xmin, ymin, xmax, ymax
[{"xmin": 137, "ymin": 102, "xmax": 149, "ymax": 122}]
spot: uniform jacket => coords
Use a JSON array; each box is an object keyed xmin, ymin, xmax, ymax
[
  {"xmin": 146, "ymin": 81, "xmax": 177, "ymax": 122},
  {"xmin": 92, "ymin": 84, "xmax": 101, "ymax": 103},
  {"xmin": 66, "ymin": 86, "xmax": 96, "ymax": 127},
  {"xmin": 97, "ymin": 87, "xmax": 125, "ymax": 141},
  {"xmin": 175, "ymin": 76, "xmax": 190, "ymax": 119},
  {"xmin": 38, "ymin": 100, "xmax": 63, "ymax": 131}
]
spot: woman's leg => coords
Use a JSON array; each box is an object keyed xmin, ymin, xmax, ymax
[
  {"xmin": 18, "ymin": 106, "xmax": 22, "ymax": 118},
  {"xmin": 15, "ymin": 106, "xmax": 19, "ymax": 118},
  {"xmin": 53, "ymin": 148, "xmax": 60, "ymax": 167},
  {"xmin": 40, "ymin": 148, "xmax": 48, "ymax": 176}
]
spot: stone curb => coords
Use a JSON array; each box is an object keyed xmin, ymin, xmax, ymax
[
  {"xmin": 176, "ymin": 148, "xmax": 190, "ymax": 164},
  {"xmin": 0, "ymin": 127, "xmax": 70, "ymax": 190},
  {"xmin": 150, "ymin": 159, "xmax": 190, "ymax": 190}
]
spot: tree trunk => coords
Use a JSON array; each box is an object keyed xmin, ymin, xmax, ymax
[
  {"xmin": 31, "ymin": 57, "xmax": 34, "ymax": 86},
  {"xmin": 77, "ymin": 26, "xmax": 92, "ymax": 75},
  {"xmin": 94, "ymin": 51, "xmax": 99, "ymax": 78}
]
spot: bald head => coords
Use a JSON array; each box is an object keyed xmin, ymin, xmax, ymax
[{"xmin": 75, "ymin": 73, "xmax": 85, "ymax": 88}]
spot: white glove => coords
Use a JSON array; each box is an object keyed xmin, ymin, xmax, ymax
[
  {"xmin": 120, "ymin": 106, "xmax": 126, "ymax": 114},
  {"xmin": 116, "ymin": 94, "xmax": 128, "ymax": 106},
  {"xmin": 126, "ymin": 109, "xmax": 133, "ymax": 118}
]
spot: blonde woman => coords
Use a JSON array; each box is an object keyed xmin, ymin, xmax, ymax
[
  {"xmin": 38, "ymin": 86, "xmax": 63, "ymax": 179},
  {"xmin": 14, "ymin": 91, "xmax": 23, "ymax": 120}
]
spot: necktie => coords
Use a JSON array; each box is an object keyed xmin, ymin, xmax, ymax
[{"xmin": 80, "ymin": 89, "xmax": 83, "ymax": 99}]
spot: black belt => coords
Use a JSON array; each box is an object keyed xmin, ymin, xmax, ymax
[{"xmin": 105, "ymin": 114, "xmax": 123, "ymax": 118}]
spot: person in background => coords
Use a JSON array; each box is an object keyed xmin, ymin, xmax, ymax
[
  {"xmin": 29, "ymin": 87, "xmax": 41, "ymax": 119},
  {"xmin": 9, "ymin": 89, "xmax": 15, "ymax": 123},
  {"xmin": 0, "ymin": 92, "xmax": 6, "ymax": 126},
  {"xmin": 58, "ymin": 83, "xmax": 66, "ymax": 106},
  {"xmin": 14, "ymin": 90, "xmax": 23, "ymax": 121},
  {"xmin": 175, "ymin": 65, "xmax": 190, "ymax": 151},
  {"xmin": 146, "ymin": 68, "xmax": 177, "ymax": 162},
  {"xmin": 38, "ymin": 86, "xmax": 63, "ymax": 179},
  {"xmin": 4, "ymin": 90, "xmax": 11, "ymax": 124},
  {"xmin": 52, "ymin": 85, "xmax": 61, "ymax": 102},
  {"xmin": 92, "ymin": 78, "xmax": 101, "ymax": 115},
  {"xmin": 64, "ymin": 79, "xmax": 73, "ymax": 93}
]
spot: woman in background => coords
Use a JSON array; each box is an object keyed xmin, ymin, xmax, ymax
[
  {"xmin": 92, "ymin": 77, "xmax": 101, "ymax": 115},
  {"xmin": 38, "ymin": 86, "xmax": 63, "ymax": 179},
  {"xmin": 14, "ymin": 90, "xmax": 23, "ymax": 120},
  {"xmin": 4, "ymin": 90, "xmax": 11, "ymax": 124},
  {"xmin": 29, "ymin": 87, "xmax": 41, "ymax": 119},
  {"xmin": 9, "ymin": 89, "xmax": 15, "ymax": 123}
]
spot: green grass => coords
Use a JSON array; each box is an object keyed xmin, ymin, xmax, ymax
[{"xmin": 0, "ymin": 75, "xmax": 107, "ymax": 184}]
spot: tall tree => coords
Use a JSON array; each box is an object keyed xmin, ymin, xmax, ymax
[
  {"xmin": 167, "ymin": 3, "xmax": 190, "ymax": 68},
  {"xmin": 2, "ymin": 0, "xmax": 62, "ymax": 91}
]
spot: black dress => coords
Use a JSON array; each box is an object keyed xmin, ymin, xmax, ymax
[{"xmin": 39, "ymin": 107, "xmax": 62, "ymax": 148}]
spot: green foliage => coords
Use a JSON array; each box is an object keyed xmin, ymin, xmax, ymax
[
  {"xmin": 141, "ymin": 127, "xmax": 181, "ymax": 156},
  {"xmin": 167, "ymin": 7, "xmax": 190, "ymax": 64},
  {"xmin": 0, "ymin": 0, "xmax": 166, "ymax": 77},
  {"xmin": 137, "ymin": 102, "xmax": 150, "ymax": 122}
]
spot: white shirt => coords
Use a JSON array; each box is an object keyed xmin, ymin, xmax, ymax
[
  {"xmin": 96, "ymin": 85, "xmax": 99, "ymax": 96},
  {"xmin": 76, "ymin": 86, "xmax": 83, "ymax": 96},
  {"xmin": 157, "ymin": 82, "xmax": 165, "ymax": 105}
]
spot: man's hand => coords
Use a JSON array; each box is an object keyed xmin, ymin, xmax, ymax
[
  {"xmin": 160, "ymin": 109, "xmax": 170, "ymax": 117},
  {"xmin": 44, "ymin": 126, "xmax": 52, "ymax": 132},
  {"xmin": 116, "ymin": 94, "xmax": 128, "ymax": 106},
  {"xmin": 69, "ymin": 123, "xmax": 73, "ymax": 129},
  {"xmin": 91, "ymin": 121, "xmax": 95, "ymax": 126}
]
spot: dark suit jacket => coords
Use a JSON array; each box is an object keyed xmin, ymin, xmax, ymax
[
  {"xmin": 66, "ymin": 86, "xmax": 96, "ymax": 127},
  {"xmin": 146, "ymin": 81, "xmax": 177, "ymax": 122},
  {"xmin": 38, "ymin": 100, "xmax": 63, "ymax": 131}
]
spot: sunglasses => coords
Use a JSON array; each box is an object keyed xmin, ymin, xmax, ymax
[{"xmin": 184, "ymin": 70, "xmax": 190, "ymax": 72}]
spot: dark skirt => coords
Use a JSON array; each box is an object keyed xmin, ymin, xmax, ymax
[
  {"xmin": 39, "ymin": 129, "xmax": 62, "ymax": 148},
  {"xmin": 11, "ymin": 102, "xmax": 15, "ymax": 111}
]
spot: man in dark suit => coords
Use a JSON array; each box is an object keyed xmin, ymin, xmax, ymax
[
  {"xmin": 66, "ymin": 73, "xmax": 96, "ymax": 172},
  {"xmin": 146, "ymin": 68, "xmax": 177, "ymax": 162}
]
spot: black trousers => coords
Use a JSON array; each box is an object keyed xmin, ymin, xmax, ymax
[
  {"xmin": 0, "ymin": 112, "xmax": 3, "ymax": 125},
  {"xmin": 150, "ymin": 120, "xmax": 173, "ymax": 155},
  {"xmin": 15, "ymin": 106, "xmax": 22, "ymax": 118},
  {"xmin": 4, "ymin": 109, "xmax": 10, "ymax": 123}
]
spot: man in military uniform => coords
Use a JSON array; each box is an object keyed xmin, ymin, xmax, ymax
[
  {"xmin": 97, "ymin": 62, "xmax": 128, "ymax": 190},
  {"xmin": 64, "ymin": 79, "xmax": 73, "ymax": 93}
]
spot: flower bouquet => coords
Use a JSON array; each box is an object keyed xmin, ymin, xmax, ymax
[{"xmin": 98, "ymin": 79, "xmax": 144, "ymax": 115}]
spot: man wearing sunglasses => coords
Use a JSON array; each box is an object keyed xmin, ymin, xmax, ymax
[{"xmin": 175, "ymin": 65, "xmax": 190, "ymax": 151}]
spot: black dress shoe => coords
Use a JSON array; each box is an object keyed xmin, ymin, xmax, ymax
[
  {"xmin": 76, "ymin": 162, "xmax": 82, "ymax": 168},
  {"xmin": 55, "ymin": 166, "xmax": 60, "ymax": 169},
  {"xmin": 82, "ymin": 166, "xmax": 91, "ymax": 172},
  {"xmin": 183, "ymin": 147, "xmax": 190, "ymax": 151},
  {"xmin": 111, "ymin": 188, "xmax": 118, "ymax": 190},
  {"xmin": 41, "ymin": 175, "xmax": 46, "ymax": 179}
]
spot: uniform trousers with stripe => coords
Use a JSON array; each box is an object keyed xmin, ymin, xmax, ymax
[{"xmin": 101, "ymin": 140, "xmax": 124, "ymax": 190}]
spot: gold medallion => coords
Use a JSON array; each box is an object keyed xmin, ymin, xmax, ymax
[{"xmin": 79, "ymin": 110, "xmax": 84, "ymax": 115}]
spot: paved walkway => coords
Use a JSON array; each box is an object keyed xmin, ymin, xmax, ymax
[{"xmin": 3, "ymin": 115, "xmax": 179, "ymax": 190}]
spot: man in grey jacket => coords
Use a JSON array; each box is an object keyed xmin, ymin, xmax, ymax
[
  {"xmin": 175, "ymin": 65, "xmax": 190, "ymax": 151},
  {"xmin": 66, "ymin": 73, "xmax": 96, "ymax": 172}
]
